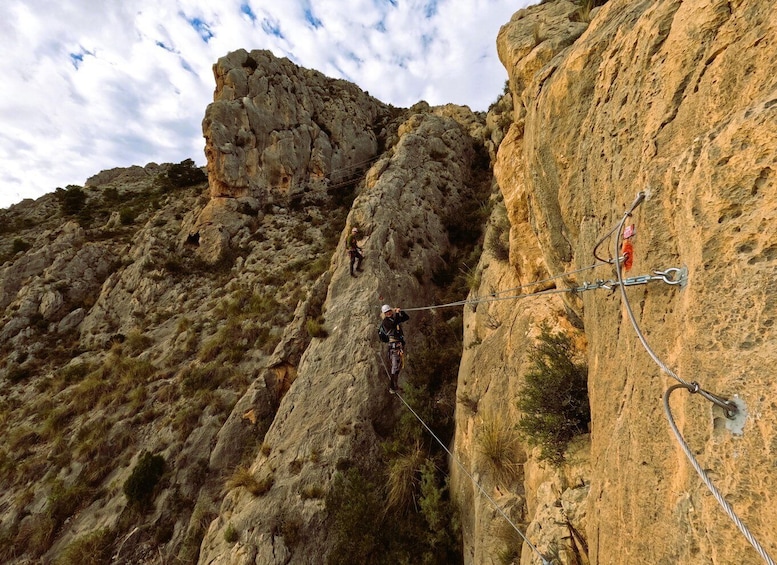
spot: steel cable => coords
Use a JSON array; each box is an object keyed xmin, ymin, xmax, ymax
[
  {"xmin": 664, "ymin": 385, "xmax": 775, "ymax": 565},
  {"xmin": 611, "ymin": 193, "xmax": 774, "ymax": 564},
  {"xmin": 374, "ymin": 351, "xmax": 551, "ymax": 565}
]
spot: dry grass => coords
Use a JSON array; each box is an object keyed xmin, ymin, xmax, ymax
[
  {"xmin": 492, "ymin": 519, "xmax": 527, "ymax": 565},
  {"xmin": 386, "ymin": 442, "xmax": 426, "ymax": 511},
  {"xmin": 300, "ymin": 484, "xmax": 325, "ymax": 500},
  {"xmin": 53, "ymin": 527, "xmax": 114, "ymax": 565},
  {"xmin": 225, "ymin": 466, "xmax": 274, "ymax": 497},
  {"xmin": 477, "ymin": 413, "xmax": 522, "ymax": 487}
]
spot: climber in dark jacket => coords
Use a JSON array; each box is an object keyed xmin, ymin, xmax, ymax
[
  {"xmin": 380, "ymin": 304, "xmax": 409, "ymax": 392},
  {"xmin": 346, "ymin": 227, "xmax": 363, "ymax": 277}
]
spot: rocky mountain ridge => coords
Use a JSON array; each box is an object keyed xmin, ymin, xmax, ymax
[{"xmin": 1, "ymin": 0, "xmax": 776, "ymax": 564}]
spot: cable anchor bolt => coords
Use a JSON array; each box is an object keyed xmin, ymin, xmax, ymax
[{"xmin": 653, "ymin": 266, "xmax": 688, "ymax": 287}]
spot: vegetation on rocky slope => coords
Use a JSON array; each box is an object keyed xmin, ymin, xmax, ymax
[{"xmin": 0, "ymin": 157, "xmax": 358, "ymax": 562}]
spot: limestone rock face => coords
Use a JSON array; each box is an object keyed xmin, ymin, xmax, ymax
[
  {"xmin": 197, "ymin": 107, "xmax": 484, "ymax": 564},
  {"xmin": 204, "ymin": 48, "xmax": 387, "ymax": 201},
  {"xmin": 453, "ymin": 0, "xmax": 777, "ymax": 564},
  {"xmin": 0, "ymin": 221, "xmax": 118, "ymax": 352},
  {"xmin": 193, "ymin": 49, "xmax": 393, "ymax": 263}
]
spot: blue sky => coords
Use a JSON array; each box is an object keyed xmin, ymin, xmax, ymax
[{"xmin": 0, "ymin": 0, "xmax": 534, "ymax": 209}]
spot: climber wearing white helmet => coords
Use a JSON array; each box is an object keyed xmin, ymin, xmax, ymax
[{"xmin": 378, "ymin": 304, "xmax": 410, "ymax": 393}]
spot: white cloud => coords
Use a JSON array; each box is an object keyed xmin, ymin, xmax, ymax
[{"xmin": 0, "ymin": 0, "xmax": 534, "ymax": 209}]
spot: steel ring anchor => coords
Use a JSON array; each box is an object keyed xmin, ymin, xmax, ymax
[{"xmin": 652, "ymin": 266, "xmax": 688, "ymax": 287}]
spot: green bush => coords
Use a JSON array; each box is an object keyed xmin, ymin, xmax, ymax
[
  {"xmin": 56, "ymin": 185, "xmax": 87, "ymax": 216},
  {"xmin": 119, "ymin": 207, "xmax": 137, "ymax": 225},
  {"xmin": 159, "ymin": 159, "xmax": 207, "ymax": 191},
  {"xmin": 12, "ymin": 238, "xmax": 32, "ymax": 254},
  {"xmin": 123, "ymin": 451, "xmax": 165, "ymax": 509},
  {"xmin": 325, "ymin": 469, "xmax": 384, "ymax": 564},
  {"xmin": 306, "ymin": 316, "xmax": 328, "ymax": 338},
  {"xmin": 418, "ymin": 459, "xmax": 461, "ymax": 558},
  {"xmin": 516, "ymin": 324, "xmax": 589, "ymax": 465},
  {"xmin": 224, "ymin": 523, "xmax": 239, "ymax": 544}
]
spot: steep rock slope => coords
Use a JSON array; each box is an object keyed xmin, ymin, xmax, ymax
[
  {"xmin": 196, "ymin": 64, "xmax": 495, "ymax": 563},
  {"xmin": 454, "ymin": 0, "xmax": 777, "ymax": 564},
  {"xmin": 0, "ymin": 50, "xmax": 503, "ymax": 564}
]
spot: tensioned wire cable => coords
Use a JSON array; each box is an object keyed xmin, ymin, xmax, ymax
[
  {"xmin": 662, "ymin": 385, "xmax": 775, "ymax": 565},
  {"xmin": 611, "ymin": 193, "xmax": 774, "ymax": 565},
  {"xmin": 374, "ymin": 351, "xmax": 551, "ymax": 565},
  {"xmin": 403, "ymin": 286, "xmax": 577, "ymax": 312},
  {"xmin": 402, "ymin": 262, "xmax": 610, "ymax": 313},
  {"xmin": 257, "ymin": 155, "xmax": 380, "ymax": 194}
]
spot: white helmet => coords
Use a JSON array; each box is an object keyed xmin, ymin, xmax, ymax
[{"xmin": 381, "ymin": 304, "xmax": 392, "ymax": 314}]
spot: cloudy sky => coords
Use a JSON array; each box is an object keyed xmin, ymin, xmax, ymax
[{"xmin": 0, "ymin": 0, "xmax": 534, "ymax": 209}]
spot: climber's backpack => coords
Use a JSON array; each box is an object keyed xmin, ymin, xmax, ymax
[{"xmin": 377, "ymin": 323, "xmax": 390, "ymax": 343}]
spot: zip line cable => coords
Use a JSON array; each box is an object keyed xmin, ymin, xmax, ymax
[
  {"xmin": 374, "ymin": 351, "xmax": 551, "ymax": 565},
  {"xmin": 610, "ymin": 192, "xmax": 774, "ymax": 564},
  {"xmin": 402, "ymin": 262, "xmax": 610, "ymax": 312}
]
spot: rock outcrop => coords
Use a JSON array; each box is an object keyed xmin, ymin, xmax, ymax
[
  {"xmin": 192, "ymin": 49, "xmax": 394, "ymax": 264},
  {"xmin": 197, "ymin": 97, "xmax": 489, "ymax": 565}
]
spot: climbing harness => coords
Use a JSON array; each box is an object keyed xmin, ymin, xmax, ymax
[{"xmin": 374, "ymin": 350, "xmax": 551, "ymax": 565}]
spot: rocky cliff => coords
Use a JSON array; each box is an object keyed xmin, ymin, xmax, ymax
[
  {"xmin": 1, "ymin": 1, "xmax": 776, "ymax": 564},
  {"xmin": 453, "ymin": 0, "xmax": 777, "ymax": 564},
  {"xmin": 0, "ymin": 48, "xmax": 501, "ymax": 564}
]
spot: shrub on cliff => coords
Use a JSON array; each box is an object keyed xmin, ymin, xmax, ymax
[
  {"xmin": 325, "ymin": 465, "xmax": 461, "ymax": 565},
  {"xmin": 158, "ymin": 159, "xmax": 206, "ymax": 191},
  {"xmin": 516, "ymin": 324, "xmax": 589, "ymax": 465},
  {"xmin": 55, "ymin": 185, "xmax": 87, "ymax": 216},
  {"xmin": 123, "ymin": 451, "xmax": 165, "ymax": 510}
]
